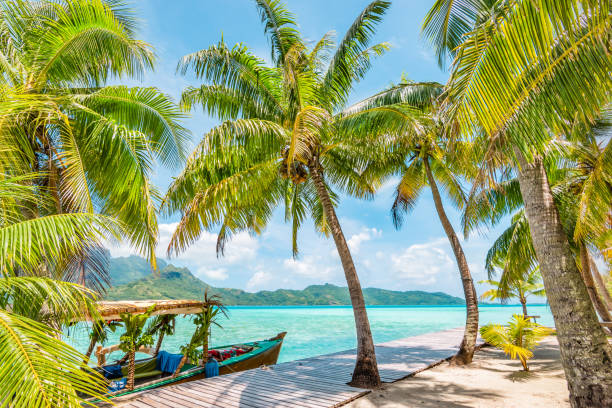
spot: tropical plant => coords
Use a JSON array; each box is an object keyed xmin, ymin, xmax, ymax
[
  {"xmin": 480, "ymin": 314, "xmax": 553, "ymax": 371},
  {"xmin": 464, "ymin": 140, "xmax": 612, "ymax": 323},
  {"xmin": 423, "ymin": 0, "xmax": 612, "ymax": 404},
  {"xmin": 118, "ymin": 305, "xmax": 156, "ymax": 391},
  {"xmin": 341, "ymin": 77, "xmax": 480, "ymax": 364},
  {"xmin": 165, "ymin": 0, "xmax": 393, "ymax": 387},
  {"xmin": 0, "ymin": 0, "xmax": 189, "ymax": 272},
  {"xmin": 146, "ymin": 314, "xmax": 176, "ymax": 356},
  {"xmin": 174, "ymin": 291, "xmax": 227, "ymax": 377},
  {"xmin": 0, "ymin": 175, "xmax": 119, "ymax": 407},
  {"xmin": 479, "ymin": 268, "xmax": 546, "ymax": 318},
  {"xmin": 84, "ymin": 318, "xmax": 123, "ymax": 364}
]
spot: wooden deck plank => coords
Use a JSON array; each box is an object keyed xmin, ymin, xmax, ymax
[
  {"xmin": 221, "ymin": 373, "xmax": 353, "ymax": 404},
  {"xmin": 167, "ymin": 387, "xmax": 228, "ymax": 408},
  {"xmin": 185, "ymin": 378, "xmax": 335, "ymax": 408},
  {"xmin": 118, "ymin": 327, "xmax": 480, "ymax": 408},
  {"xmin": 182, "ymin": 385, "xmax": 328, "ymax": 407},
  {"xmin": 231, "ymin": 368, "xmax": 358, "ymax": 392},
  {"xmin": 182, "ymin": 380, "xmax": 308, "ymax": 408}
]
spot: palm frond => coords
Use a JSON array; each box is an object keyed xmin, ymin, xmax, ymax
[
  {"xmin": 0, "ymin": 309, "xmax": 108, "ymax": 407},
  {"xmin": 254, "ymin": 0, "xmax": 300, "ymax": 66},
  {"xmin": 391, "ymin": 159, "xmax": 426, "ymax": 228},
  {"xmin": 421, "ymin": 0, "xmax": 494, "ymax": 68},
  {"xmin": 0, "ymin": 213, "xmax": 122, "ymax": 277},
  {"xmin": 321, "ymin": 0, "xmax": 390, "ymax": 109},
  {"xmin": 32, "ymin": 0, "xmax": 154, "ymax": 88},
  {"xmin": 446, "ymin": 0, "xmax": 610, "ymax": 156}
]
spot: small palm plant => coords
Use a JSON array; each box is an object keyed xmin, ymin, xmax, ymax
[
  {"xmin": 84, "ymin": 319, "xmax": 123, "ymax": 363},
  {"xmin": 118, "ymin": 306, "xmax": 156, "ymax": 390},
  {"xmin": 480, "ymin": 315, "xmax": 553, "ymax": 371},
  {"xmin": 146, "ymin": 314, "xmax": 176, "ymax": 356},
  {"xmin": 174, "ymin": 291, "xmax": 227, "ymax": 377},
  {"xmin": 479, "ymin": 267, "xmax": 546, "ymax": 318}
]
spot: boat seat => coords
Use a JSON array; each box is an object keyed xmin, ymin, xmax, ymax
[{"xmin": 132, "ymin": 369, "xmax": 163, "ymax": 380}]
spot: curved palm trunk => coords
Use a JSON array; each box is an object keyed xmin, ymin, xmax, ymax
[
  {"xmin": 516, "ymin": 154, "xmax": 612, "ymax": 407},
  {"xmin": 590, "ymin": 256, "xmax": 612, "ymax": 312},
  {"xmin": 579, "ymin": 241, "xmax": 612, "ymax": 323},
  {"xmin": 423, "ymin": 157, "xmax": 479, "ymax": 365},
  {"xmin": 153, "ymin": 331, "xmax": 165, "ymax": 356},
  {"xmin": 309, "ymin": 161, "xmax": 381, "ymax": 388},
  {"xmin": 83, "ymin": 334, "xmax": 98, "ymax": 364},
  {"xmin": 172, "ymin": 355, "xmax": 188, "ymax": 378},
  {"xmin": 519, "ymin": 295, "xmax": 528, "ymax": 318},
  {"xmin": 127, "ymin": 350, "xmax": 136, "ymax": 391}
]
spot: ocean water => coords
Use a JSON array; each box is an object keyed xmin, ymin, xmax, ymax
[{"xmin": 66, "ymin": 304, "xmax": 554, "ymax": 364}]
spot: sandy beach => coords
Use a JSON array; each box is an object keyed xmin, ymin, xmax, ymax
[{"xmin": 346, "ymin": 337, "xmax": 569, "ymax": 408}]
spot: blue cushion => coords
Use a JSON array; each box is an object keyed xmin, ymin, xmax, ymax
[
  {"xmin": 156, "ymin": 351, "xmax": 184, "ymax": 373},
  {"xmin": 102, "ymin": 364, "xmax": 123, "ymax": 380}
]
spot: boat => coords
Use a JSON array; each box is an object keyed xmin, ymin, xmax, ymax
[{"xmin": 79, "ymin": 300, "xmax": 286, "ymax": 403}]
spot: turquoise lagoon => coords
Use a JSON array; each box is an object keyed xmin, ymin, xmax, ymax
[{"xmin": 67, "ymin": 304, "xmax": 554, "ymax": 364}]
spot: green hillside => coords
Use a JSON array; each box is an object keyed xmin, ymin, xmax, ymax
[
  {"xmin": 104, "ymin": 261, "xmax": 464, "ymax": 306},
  {"xmin": 108, "ymin": 255, "xmax": 167, "ymax": 286}
]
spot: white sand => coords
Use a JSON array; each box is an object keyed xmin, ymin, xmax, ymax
[{"xmin": 346, "ymin": 337, "xmax": 569, "ymax": 408}]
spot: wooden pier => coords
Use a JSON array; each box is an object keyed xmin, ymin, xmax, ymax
[{"xmin": 118, "ymin": 327, "xmax": 478, "ymax": 408}]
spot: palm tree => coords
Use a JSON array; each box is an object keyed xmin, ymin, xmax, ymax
[
  {"xmin": 0, "ymin": 174, "xmax": 120, "ymax": 407},
  {"xmin": 174, "ymin": 291, "xmax": 227, "ymax": 377},
  {"xmin": 423, "ymin": 0, "xmax": 612, "ymax": 404},
  {"xmin": 0, "ymin": 0, "xmax": 189, "ymax": 271},
  {"xmin": 480, "ymin": 314, "xmax": 553, "ymax": 371},
  {"xmin": 464, "ymin": 140, "xmax": 612, "ymax": 323},
  {"xmin": 479, "ymin": 268, "xmax": 546, "ymax": 318},
  {"xmin": 165, "ymin": 0, "xmax": 392, "ymax": 387},
  {"xmin": 340, "ymin": 79, "xmax": 480, "ymax": 364},
  {"xmin": 118, "ymin": 306, "xmax": 156, "ymax": 390}
]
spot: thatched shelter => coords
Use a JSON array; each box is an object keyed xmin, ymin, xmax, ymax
[{"xmin": 93, "ymin": 299, "xmax": 206, "ymax": 321}]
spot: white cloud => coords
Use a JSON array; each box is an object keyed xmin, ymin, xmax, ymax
[
  {"xmin": 155, "ymin": 222, "xmax": 259, "ymax": 266},
  {"xmin": 246, "ymin": 270, "xmax": 274, "ymax": 291},
  {"xmin": 347, "ymin": 228, "xmax": 381, "ymax": 254},
  {"xmin": 389, "ymin": 238, "xmax": 454, "ymax": 285},
  {"xmin": 196, "ymin": 267, "xmax": 228, "ymax": 281},
  {"xmin": 283, "ymin": 256, "xmax": 337, "ymax": 281}
]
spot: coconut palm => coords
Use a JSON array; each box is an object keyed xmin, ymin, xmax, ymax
[
  {"xmin": 465, "ymin": 139, "xmax": 612, "ymax": 323},
  {"xmin": 480, "ymin": 314, "xmax": 553, "ymax": 371},
  {"xmin": 479, "ymin": 267, "xmax": 546, "ymax": 318},
  {"xmin": 340, "ymin": 79, "xmax": 480, "ymax": 364},
  {"xmin": 165, "ymin": 0, "xmax": 392, "ymax": 387},
  {"xmin": 0, "ymin": 174, "xmax": 120, "ymax": 407},
  {"xmin": 423, "ymin": 0, "xmax": 612, "ymax": 404},
  {"xmin": 118, "ymin": 306, "xmax": 156, "ymax": 391},
  {"xmin": 0, "ymin": 0, "xmax": 189, "ymax": 271},
  {"xmin": 84, "ymin": 318, "xmax": 123, "ymax": 364},
  {"xmin": 174, "ymin": 291, "xmax": 227, "ymax": 377}
]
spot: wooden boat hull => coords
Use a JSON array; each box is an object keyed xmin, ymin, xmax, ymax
[{"xmin": 95, "ymin": 332, "xmax": 286, "ymax": 405}]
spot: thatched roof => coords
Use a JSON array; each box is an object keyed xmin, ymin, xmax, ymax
[{"xmin": 92, "ymin": 299, "xmax": 206, "ymax": 321}]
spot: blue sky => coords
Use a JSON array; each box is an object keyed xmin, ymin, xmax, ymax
[{"xmin": 109, "ymin": 0, "xmax": 508, "ymax": 298}]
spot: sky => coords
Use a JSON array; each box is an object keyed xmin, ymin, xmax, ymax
[{"xmin": 107, "ymin": 0, "xmax": 510, "ymax": 298}]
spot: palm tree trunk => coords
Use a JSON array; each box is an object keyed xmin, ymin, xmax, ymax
[
  {"xmin": 309, "ymin": 160, "xmax": 381, "ymax": 388},
  {"xmin": 423, "ymin": 157, "xmax": 479, "ymax": 365},
  {"xmin": 590, "ymin": 255, "xmax": 612, "ymax": 312},
  {"xmin": 579, "ymin": 241, "xmax": 612, "ymax": 322},
  {"xmin": 520, "ymin": 296, "xmax": 528, "ymax": 318},
  {"xmin": 83, "ymin": 334, "xmax": 98, "ymax": 364},
  {"xmin": 127, "ymin": 350, "xmax": 136, "ymax": 391},
  {"xmin": 203, "ymin": 330, "xmax": 209, "ymax": 365},
  {"xmin": 172, "ymin": 355, "xmax": 188, "ymax": 378},
  {"xmin": 516, "ymin": 154, "xmax": 612, "ymax": 407},
  {"xmin": 153, "ymin": 331, "xmax": 165, "ymax": 356}
]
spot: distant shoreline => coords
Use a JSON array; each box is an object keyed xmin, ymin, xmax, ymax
[{"xmin": 221, "ymin": 303, "xmax": 550, "ymax": 308}]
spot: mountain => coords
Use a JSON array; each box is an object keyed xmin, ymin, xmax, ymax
[
  {"xmin": 108, "ymin": 255, "xmax": 167, "ymax": 286},
  {"xmin": 104, "ymin": 258, "xmax": 464, "ymax": 305}
]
